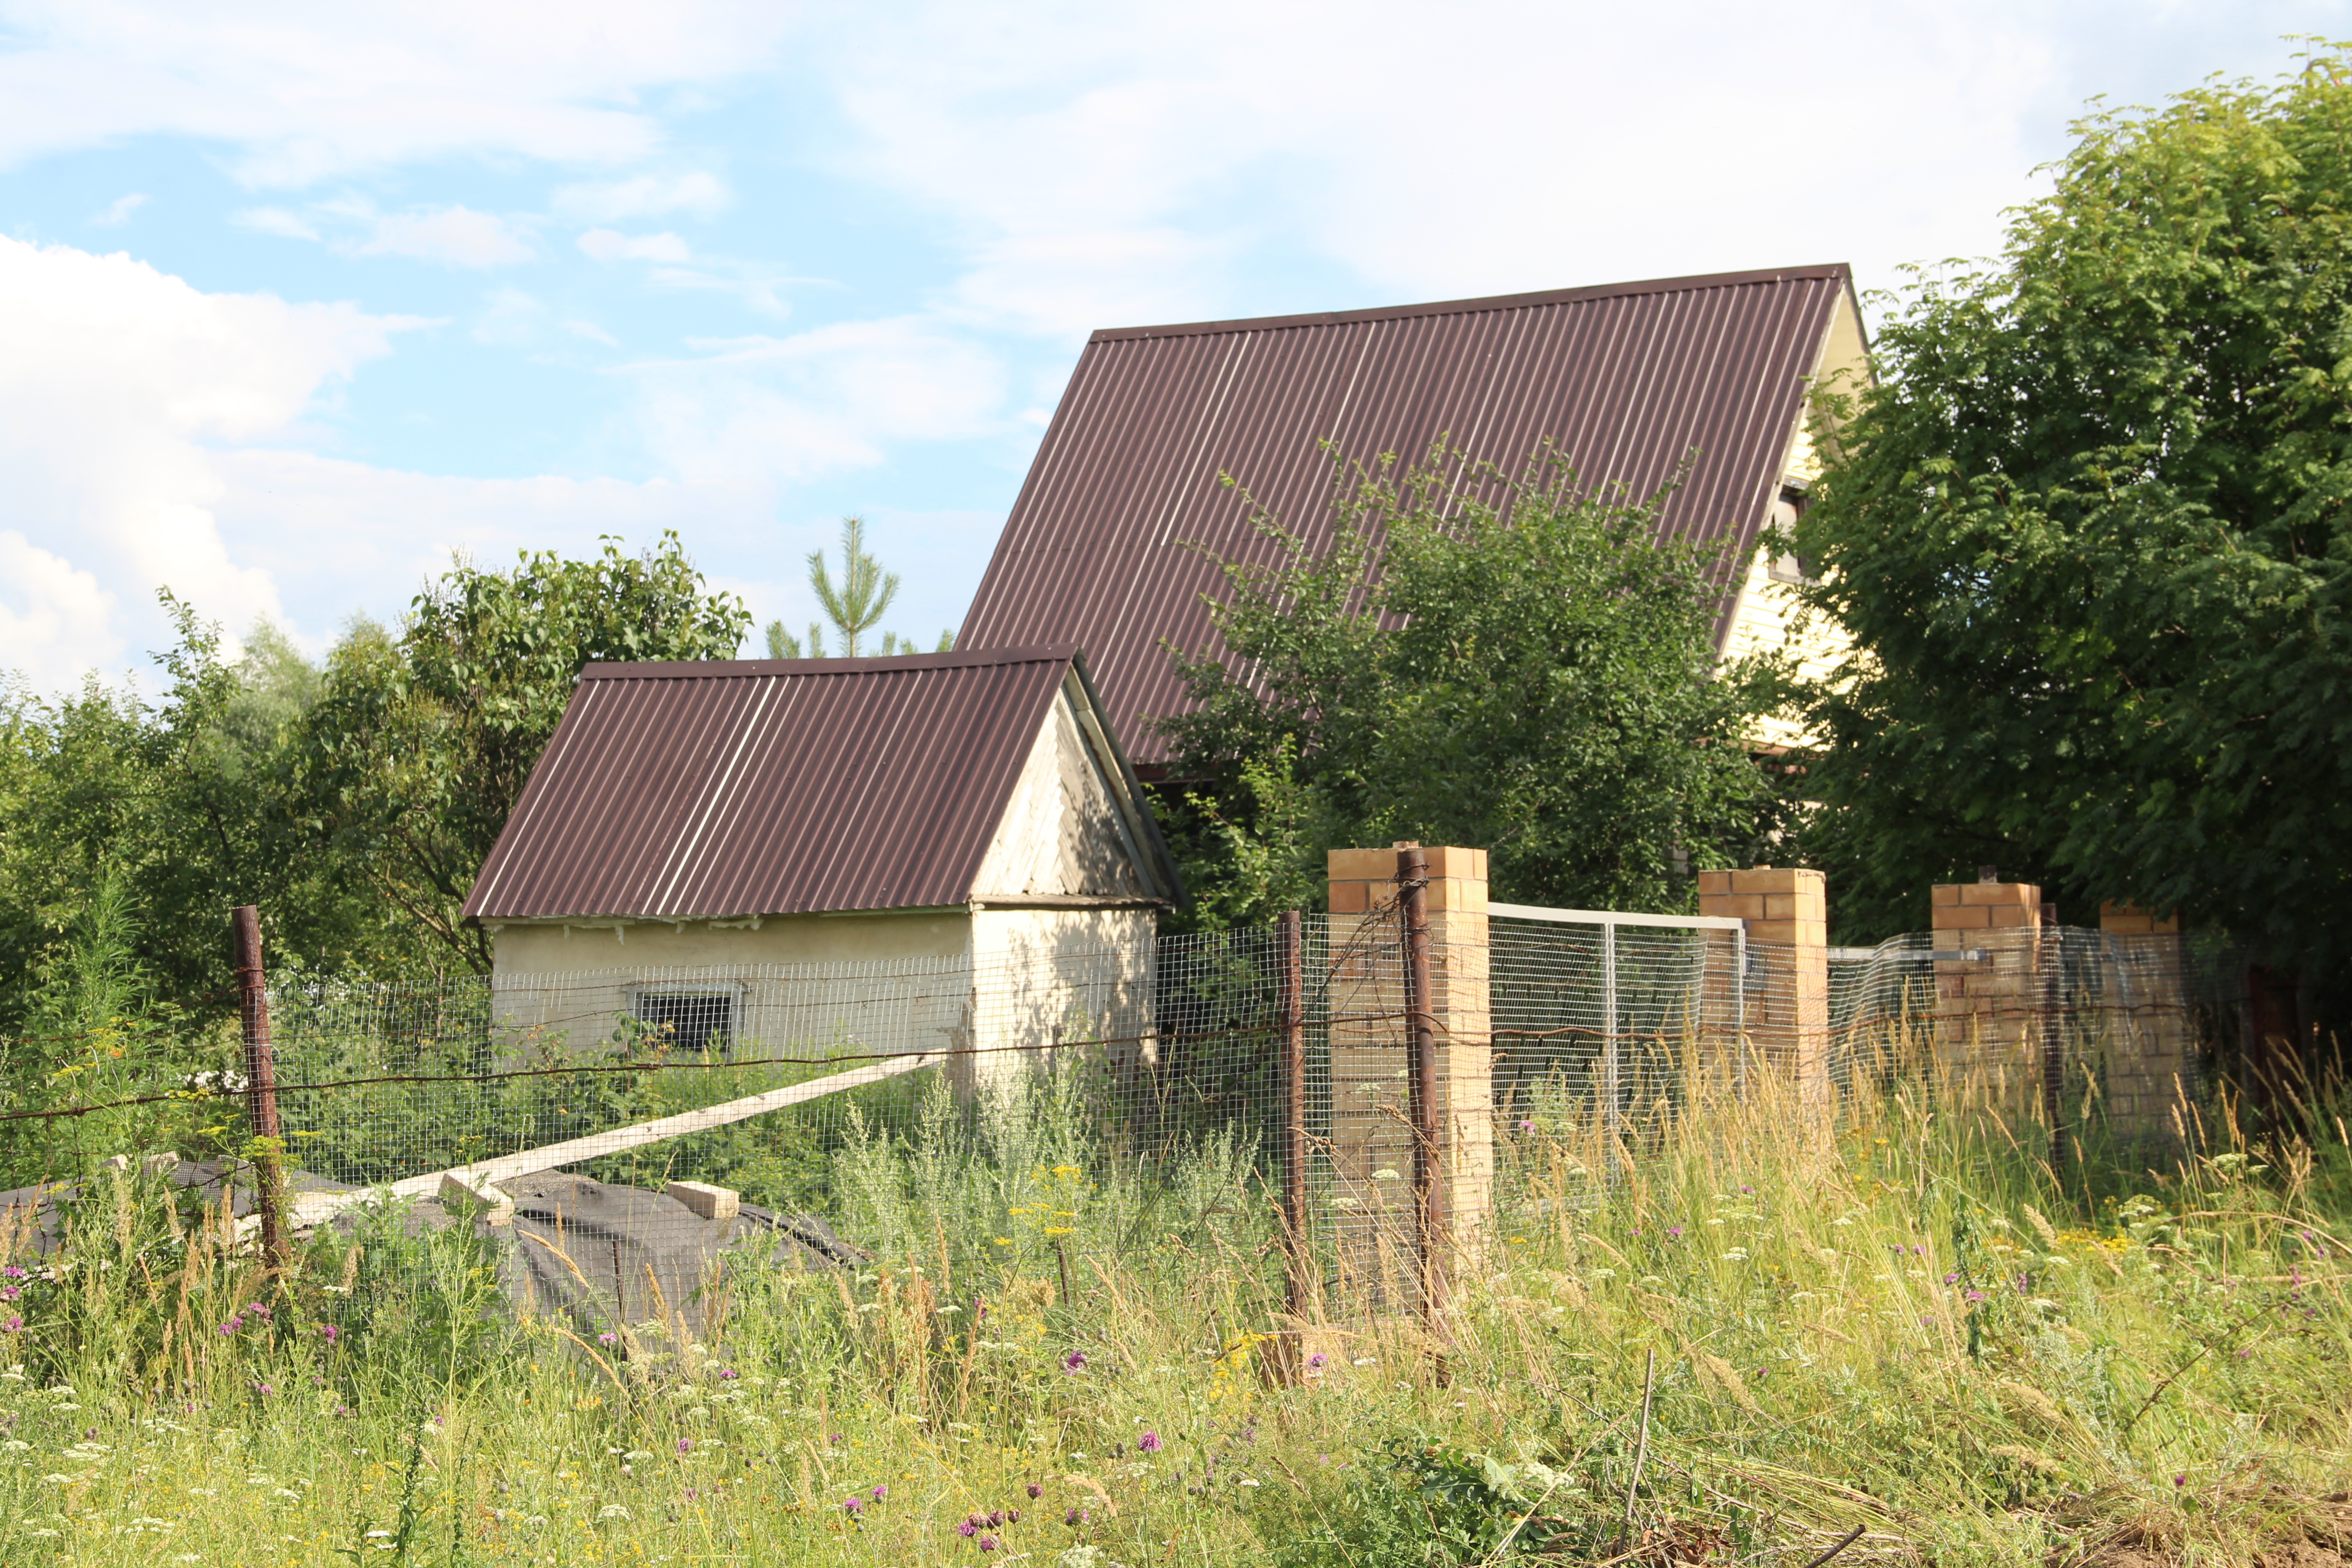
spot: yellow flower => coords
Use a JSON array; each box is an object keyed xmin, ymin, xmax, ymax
[
  {"xmin": 992, "ymin": 1237, "xmax": 1012, "ymax": 1246},
  {"xmin": 1044, "ymin": 1226, "xmax": 1074, "ymax": 1236}
]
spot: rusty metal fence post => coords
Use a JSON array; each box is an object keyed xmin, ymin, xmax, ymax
[
  {"xmin": 230, "ymin": 906, "xmax": 288, "ymax": 1271},
  {"xmin": 1398, "ymin": 845, "xmax": 1447, "ymax": 1318},
  {"xmin": 1279, "ymin": 909, "xmax": 1309, "ymax": 1313}
]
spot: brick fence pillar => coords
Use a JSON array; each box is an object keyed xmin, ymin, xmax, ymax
[
  {"xmin": 2098, "ymin": 902, "xmax": 2192, "ymax": 1145},
  {"xmin": 1930, "ymin": 872, "xmax": 2043, "ymax": 1093},
  {"xmin": 1326, "ymin": 845, "xmax": 1493, "ymax": 1286},
  {"xmin": 1698, "ymin": 866, "xmax": 1830, "ymax": 1109}
]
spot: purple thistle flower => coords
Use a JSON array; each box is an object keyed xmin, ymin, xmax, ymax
[
  {"xmin": 676, "ymin": 1437, "xmax": 693, "ymax": 1454},
  {"xmin": 251, "ymin": 1382, "xmax": 272, "ymax": 1396},
  {"xmin": 1007, "ymin": 1508, "xmax": 1022, "ymax": 1524},
  {"xmin": 843, "ymin": 1496, "xmax": 862, "ymax": 1515},
  {"xmin": 0, "ymin": 1265, "xmax": 23, "ymax": 1278},
  {"xmin": 716, "ymin": 1367, "xmax": 739, "ymax": 1380},
  {"xmin": 1026, "ymin": 1483, "xmax": 1042, "ymax": 1499},
  {"xmin": 872, "ymin": 1484, "xmax": 889, "ymax": 1501},
  {"xmin": 1943, "ymin": 1272, "xmax": 1959, "ymax": 1285},
  {"xmin": 1138, "ymin": 1431, "xmax": 1162, "ymax": 1453},
  {"xmin": 987, "ymin": 1509, "xmax": 1004, "ymax": 1527},
  {"xmin": 2174, "ymin": 1474, "xmax": 2187, "ymax": 1488},
  {"xmin": 958, "ymin": 1519, "xmax": 979, "ymax": 1539},
  {"xmin": 979, "ymin": 1536, "xmax": 999, "ymax": 1552},
  {"xmin": 1666, "ymin": 1226, "xmax": 1683, "ymax": 1239},
  {"xmin": 1517, "ymin": 1119, "xmax": 1534, "ymax": 1134},
  {"xmin": 218, "ymin": 1320, "xmax": 239, "ymax": 1337},
  {"xmin": 248, "ymin": 1303, "xmax": 271, "ymax": 1323},
  {"xmin": 828, "ymin": 1433, "xmax": 845, "ymax": 1446},
  {"xmin": 1064, "ymin": 1509, "xmax": 1083, "ymax": 1527},
  {"xmin": 1061, "ymin": 1350, "xmax": 1087, "ymax": 1372},
  {"xmin": 598, "ymin": 1332, "xmax": 617, "ymax": 1346},
  {"xmin": 1964, "ymin": 1289, "xmax": 1985, "ymax": 1303},
  {"xmin": 1306, "ymin": 1353, "xmax": 1328, "ymax": 1370},
  {"xmin": 317, "ymin": 1323, "xmax": 339, "ymax": 1342}
]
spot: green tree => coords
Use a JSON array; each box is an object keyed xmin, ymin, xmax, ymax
[
  {"xmin": 808, "ymin": 515, "xmax": 899, "ymax": 658},
  {"xmin": 0, "ymin": 598, "xmax": 398, "ymax": 1027},
  {"xmin": 1157, "ymin": 450, "xmax": 1784, "ymax": 927},
  {"xmin": 296, "ymin": 533, "xmax": 749, "ymax": 969},
  {"xmin": 1793, "ymin": 59, "xmax": 2352, "ymax": 965}
]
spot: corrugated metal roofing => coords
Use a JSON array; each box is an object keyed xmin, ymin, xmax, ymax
[
  {"xmin": 461, "ymin": 647, "xmax": 1171, "ymax": 921},
  {"xmin": 958, "ymin": 264, "xmax": 1853, "ymax": 761}
]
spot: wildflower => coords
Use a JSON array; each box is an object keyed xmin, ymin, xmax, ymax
[
  {"xmin": 219, "ymin": 1318, "xmax": 241, "ymax": 1337},
  {"xmin": 829, "ymin": 1432, "xmax": 845, "ymax": 1446},
  {"xmin": 1061, "ymin": 1350, "xmax": 1088, "ymax": 1373},
  {"xmin": 980, "ymin": 1535, "xmax": 1000, "ymax": 1551},
  {"xmin": 958, "ymin": 1519, "xmax": 980, "ymax": 1539},
  {"xmin": 1064, "ymin": 1509, "xmax": 1084, "ymax": 1526},
  {"xmin": 843, "ymin": 1497, "xmax": 862, "ymax": 1516},
  {"xmin": 1964, "ymin": 1290, "xmax": 1985, "ymax": 1303},
  {"xmin": 0, "ymin": 1286, "xmax": 16, "ymax": 1302},
  {"xmin": 1739, "ymin": 1184, "xmax": 1754, "ymax": 1194},
  {"xmin": 252, "ymin": 1382, "xmax": 272, "ymax": 1396},
  {"xmin": 247, "ymin": 1304, "xmax": 271, "ymax": 1323},
  {"xmin": 1007, "ymin": 1508, "xmax": 1022, "ymax": 1524},
  {"xmin": 988, "ymin": 1509, "xmax": 1005, "ymax": 1527},
  {"xmin": 0, "ymin": 1266, "xmax": 22, "ymax": 1279},
  {"xmin": 872, "ymin": 1484, "xmax": 889, "ymax": 1501},
  {"xmin": 1912, "ymin": 1244, "xmax": 1926, "ymax": 1257},
  {"xmin": 316, "ymin": 1324, "xmax": 338, "ymax": 1343},
  {"xmin": 715, "ymin": 1367, "xmax": 739, "ymax": 1381},
  {"xmin": 598, "ymin": 1333, "xmax": 617, "ymax": 1346},
  {"xmin": 676, "ymin": 1438, "xmax": 693, "ymax": 1454},
  {"xmin": 1138, "ymin": 1431, "xmax": 1162, "ymax": 1453},
  {"xmin": 1943, "ymin": 1272, "xmax": 1959, "ymax": 1286},
  {"xmin": 1666, "ymin": 1226, "xmax": 1683, "ymax": 1239},
  {"xmin": 1517, "ymin": 1119, "xmax": 1534, "ymax": 1134},
  {"xmin": 1027, "ymin": 1483, "xmax": 1042, "ymax": 1499},
  {"xmin": 2174, "ymin": 1474, "xmax": 2186, "ymax": 1488},
  {"xmin": 1307, "ymin": 1353, "xmax": 1328, "ymax": 1371}
]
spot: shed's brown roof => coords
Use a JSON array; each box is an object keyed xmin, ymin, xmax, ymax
[
  {"xmin": 958, "ymin": 264, "xmax": 1854, "ymax": 761},
  {"xmin": 461, "ymin": 647, "xmax": 1175, "ymax": 921}
]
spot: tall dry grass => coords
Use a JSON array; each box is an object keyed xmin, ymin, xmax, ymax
[{"xmin": 0, "ymin": 1022, "xmax": 2346, "ymax": 1568}]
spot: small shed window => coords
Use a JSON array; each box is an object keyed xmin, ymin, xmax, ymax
[{"xmin": 632, "ymin": 990, "xmax": 735, "ymax": 1055}]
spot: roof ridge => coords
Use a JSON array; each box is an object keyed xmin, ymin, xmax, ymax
[
  {"xmin": 577, "ymin": 645, "xmax": 1083, "ymax": 679},
  {"xmin": 1088, "ymin": 263, "xmax": 1851, "ymax": 344}
]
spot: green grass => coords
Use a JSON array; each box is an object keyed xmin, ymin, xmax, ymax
[{"xmin": 2, "ymin": 1051, "xmax": 2348, "ymax": 1568}]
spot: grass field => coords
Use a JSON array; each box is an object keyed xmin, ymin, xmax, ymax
[{"xmin": 2, "ymin": 1058, "xmax": 2348, "ymax": 1568}]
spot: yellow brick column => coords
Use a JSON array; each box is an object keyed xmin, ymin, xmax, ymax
[
  {"xmin": 1326, "ymin": 845, "xmax": 1493, "ymax": 1285},
  {"xmin": 1697, "ymin": 865, "xmax": 1829, "ymax": 1109},
  {"xmin": 1930, "ymin": 872, "xmax": 2043, "ymax": 1104},
  {"xmin": 2098, "ymin": 903, "xmax": 2190, "ymax": 1146}
]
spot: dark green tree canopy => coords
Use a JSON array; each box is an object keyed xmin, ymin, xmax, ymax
[
  {"xmin": 1795, "ymin": 61, "xmax": 2352, "ymax": 960},
  {"xmin": 1157, "ymin": 451, "xmax": 1783, "ymax": 928},
  {"xmin": 297, "ymin": 533, "xmax": 749, "ymax": 968}
]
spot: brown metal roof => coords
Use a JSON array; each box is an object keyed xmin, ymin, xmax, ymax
[
  {"xmin": 461, "ymin": 647, "xmax": 1176, "ymax": 921},
  {"xmin": 958, "ymin": 264, "xmax": 1854, "ymax": 761}
]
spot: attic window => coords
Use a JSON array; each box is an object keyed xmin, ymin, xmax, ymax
[
  {"xmin": 632, "ymin": 990, "xmax": 735, "ymax": 1055},
  {"xmin": 1766, "ymin": 485, "xmax": 1813, "ymax": 584}
]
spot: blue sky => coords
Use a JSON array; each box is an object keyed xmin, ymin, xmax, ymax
[{"xmin": 2, "ymin": 0, "xmax": 2346, "ymax": 692}]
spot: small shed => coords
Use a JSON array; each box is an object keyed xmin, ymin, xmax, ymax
[{"xmin": 459, "ymin": 646, "xmax": 1183, "ymax": 1081}]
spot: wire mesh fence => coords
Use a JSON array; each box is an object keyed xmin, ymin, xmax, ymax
[{"xmin": 4, "ymin": 900, "xmax": 2235, "ymax": 1346}]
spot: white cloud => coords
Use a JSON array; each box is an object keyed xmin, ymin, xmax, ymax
[
  {"xmin": 349, "ymin": 206, "xmax": 534, "ymax": 267},
  {"xmin": 235, "ymin": 206, "xmax": 321, "ymax": 241},
  {"xmin": 555, "ymin": 170, "xmax": 731, "ymax": 223},
  {"xmin": 91, "ymin": 191, "xmax": 147, "ymax": 225},
  {"xmin": 578, "ymin": 227, "xmax": 693, "ymax": 264},
  {"xmin": 811, "ymin": 0, "xmax": 2325, "ymax": 330},
  {"xmin": 0, "ymin": 1, "xmax": 797, "ymax": 186},
  {"xmin": 628, "ymin": 317, "xmax": 1006, "ymax": 483},
  {"xmin": 0, "ymin": 235, "xmax": 414, "ymax": 685},
  {"xmin": 0, "ymin": 532, "xmax": 117, "ymax": 691}
]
